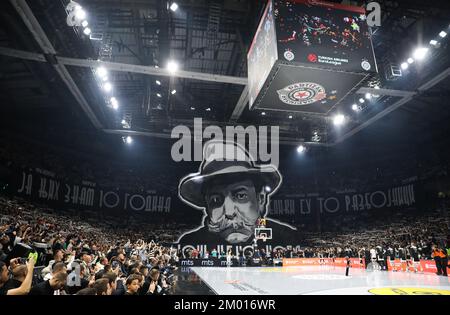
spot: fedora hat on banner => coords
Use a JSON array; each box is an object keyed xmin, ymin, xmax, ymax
[{"xmin": 179, "ymin": 141, "xmax": 281, "ymax": 208}]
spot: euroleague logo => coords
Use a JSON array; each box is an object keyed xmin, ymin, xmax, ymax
[{"xmin": 277, "ymin": 82, "xmax": 327, "ymax": 106}]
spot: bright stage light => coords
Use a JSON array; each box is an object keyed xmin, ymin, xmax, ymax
[
  {"xmin": 413, "ymin": 47, "xmax": 429, "ymax": 61},
  {"xmin": 359, "ymin": 98, "xmax": 365, "ymax": 104},
  {"xmin": 110, "ymin": 97, "xmax": 118, "ymax": 109},
  {"xmin": 170, "ymin": 3, "xmax": 179, "ymax": 12},
  {"xmin": 171, "ymin": 90, "xmax": 177, "ymax": 95},
  {"xmin": 265, "ymin": 186, "xmax": 272, "ymax": 193},
  {"xmin": 401, "ymin": 62, "xmax": 409, "ymax": 70},
  {"xmin": 352, "ymin": 104, "xmax": 359, "ymax": 111},
  {"xmin": 297, "ymin": 145, "xmax": 306, "ymax": 154},
  {"xmin": 407, "ymin": 58, "xmax": 414, "ymax": 64},
  {"xmin": 261, "ymin": 112, "xmax": 266, "ymax": 116},
  {"xmin": 333, "ymin": 114, "xmax": 346, "ymax": 126},
  {"xmin": 206, "ymin": 108, "xmax": 211, "ymax": 111},
  {"xmin": 96, "ymin": 67, "xmax": 108, "ymax": 78},
  {"xmin": 81, "ymin": 20, "xmax": 88, "ymax": 28},
  {"xmin": 126, "ymin": 136, "xmax": 133, "ymax": 144},
  {"xmin": 156, "ymin": 93, "xmax": 162, "ymax": 98},
  {"xmin": 430, "ymin": 40, "xmax": 438, "ymax": 46},
  {"xmin": 365, "ymin": 93, "xmax": 372, "ymax": 100},
  {"xmin": 83, "ymin": 27, "xmax": 91, "ymax": 36},
  {"xmin": 75, "ymin": 8, "xmax": 86, "ymax": 20},
  {"xmin": 167, "ymin": 60, "xmax": 179, "ymax": 74},
  {"xmin": 156, "ymin": 80, "xmax": 161, "ymax": 85},
  {"xmin": 190, "ymin": 107, "xmax": 195, "ymax": 111},
  {"xmin": 288, "ymin": 115, "xmax": 293, "ymax": 119},
  {"xmin": 103, "ymin": 82, "xmax": 113, "ymax": 92},
  {"xmin": 439, "ymin": 31, "xmax": 447, "ymax": 38}
]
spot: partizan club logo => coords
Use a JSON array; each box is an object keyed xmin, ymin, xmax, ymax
[
  {"xmin": 361, "ymin": 60, "xmax": 372, "ymax": 71},
  {"xmin": 277, "ymin": 82, "xmax": 327, "ymax": 106},
  {"xmin": 284, "ymin": 50, "xmax": 295, "ymax": 61}
]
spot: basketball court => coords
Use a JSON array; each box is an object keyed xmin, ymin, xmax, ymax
[{"xmin": 188, "ymin": 266, "xmax": 450, "ymax": 295}]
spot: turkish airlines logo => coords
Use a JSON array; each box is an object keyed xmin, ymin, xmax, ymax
[{"xmin": 308, "ymin": 54, "xmax": 318, "ymax": 63}]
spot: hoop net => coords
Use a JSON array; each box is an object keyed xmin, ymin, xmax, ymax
[{"xmin": 256, "ymin": 233, "xmax": 268, "ymax": 243}]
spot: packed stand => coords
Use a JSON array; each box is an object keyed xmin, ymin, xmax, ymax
[{"xmin": 0, "ymin": 196, "xmax": 182, "ymax": 295}]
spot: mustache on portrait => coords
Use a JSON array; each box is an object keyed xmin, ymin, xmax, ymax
[{"xmin": 207, "ymin": 212, "xmax": 257, "ymax": 234}]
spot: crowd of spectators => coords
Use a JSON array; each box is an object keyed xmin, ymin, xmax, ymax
[
  {"xmin": 181, "ymin": 206, "xmax": 449, "ymax": 272},
  {"xmin": 298, "ymin": 207, "xmax": 450, "ymax": 260},
  {"xmin": 1, "ymin": 132, "xmax": 450, "ymax": 295},
  {"xmin": 1, "ymin": 190, "xmax": 449, "ymax": 297},
  {"xmin": 0, "ymin": 196, "xmax": 181, "ymax": 295}
]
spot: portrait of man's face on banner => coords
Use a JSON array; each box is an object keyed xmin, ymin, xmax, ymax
[{"xmin": 177, "ymin": 141, "xmax": 297, "ymax": 249}]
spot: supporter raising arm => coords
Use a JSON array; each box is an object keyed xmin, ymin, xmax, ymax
[{"xmin": 0, "ymin": 255, "xmax": 36, "ymax": 295}]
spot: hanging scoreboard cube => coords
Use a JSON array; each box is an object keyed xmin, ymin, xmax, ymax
[{"xmin": 248, "ymin": 0, "xmax": 377, "ymax": 115}]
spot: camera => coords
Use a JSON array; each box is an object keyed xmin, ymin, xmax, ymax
[{"xmin": 17, "ymin": 258, "xmax": 27, "ymax": 264}]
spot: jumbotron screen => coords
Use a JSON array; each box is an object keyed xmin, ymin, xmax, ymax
[
  {"xmin": 248, "ymin": 0, "xmax": 278, "ymax": 108},
  {"xmin": 275, "ymin": 0, "xmax": 377, "ymax": 73}
]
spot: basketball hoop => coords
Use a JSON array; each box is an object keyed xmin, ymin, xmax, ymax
[
  {"xmin": 257, "ymin": 233, "xmax": 268, "ymax": 243},
  {"xmin": 255, "ymin": 228, "xmax": 272, "ymax": 243}
]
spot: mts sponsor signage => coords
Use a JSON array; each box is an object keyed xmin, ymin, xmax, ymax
[{"xmin": 180, "ymin": 259, "xmax": 237, "ymax": 267}]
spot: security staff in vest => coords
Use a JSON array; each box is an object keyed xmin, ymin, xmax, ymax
[
  {"xmin": 431, "ymin": 244, "xmax": 448, "ymax": 276},
  {"xmin": 177, "ymin": 141, "xmax": 297, "ymax": 248}
]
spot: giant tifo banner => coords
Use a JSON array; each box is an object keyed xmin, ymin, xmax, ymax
[
  {"xmin": 268, "ymin": 184, "xmax": 417, "ymax": 217},
  {"xmin": 9, "ymin": 167, "xmax": 173, "ymax": 215},
  {"xmin": 3, "ymin": 141, "xmax": 425, "ymax": 253},
  {"xmin": 10, "ymin": 168, "xmax": 417, "ymax": 217}
]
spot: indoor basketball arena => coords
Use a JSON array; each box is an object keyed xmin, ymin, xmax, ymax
[{"xmin": 1, "ymin": 0, "xmax": 450, "ymax": 302}]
